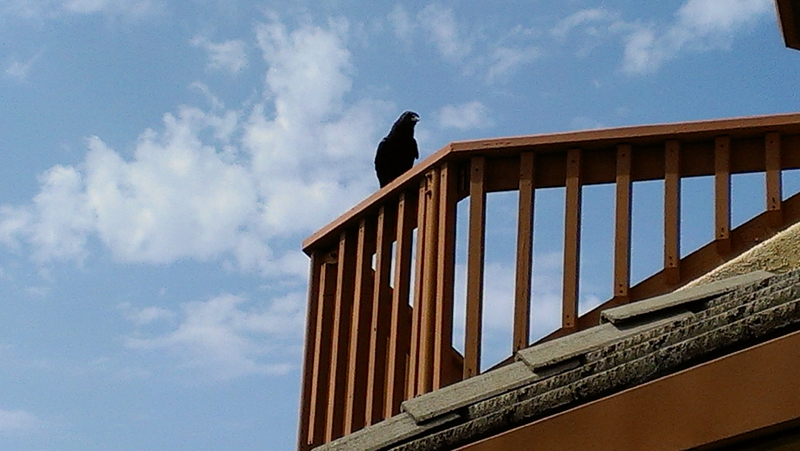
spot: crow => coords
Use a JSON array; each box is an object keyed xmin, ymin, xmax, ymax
[{"xmin": 374, "ymin": 111, "xmax": 420, "ymax": 188}]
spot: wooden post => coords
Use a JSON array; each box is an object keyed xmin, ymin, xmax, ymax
[
  {"xmin": 562, "ymin": 149, "xmax": 582, "ymax": 329},
  {"xmin": 298, "ymin": 252, "xmax": 323, "ymax": 451},
  {"xmin": 325, "ymin": 231, "xmax": 357, "ymax": 442},
  {"xmin": 715, "ymin": 136, "xmax": 731, "ymax": 255},
  {"xmin": 344, "ymin": 219, "xmax": 377, "ymax": 434},
  {"xmin": 614, "ymin": 145, "xmax": 632, "ymax": 302},
  {"xmin": 305, "ymin": 256, "xmax": 338, "ymax": 448},
  {"xmin": 464, "ymin": 156, "xmax": 486, "ymax": 378},
  {"xmin": 434, "ymin": 163, "xmax": 458, "ymax": 389},
  {"xmin": 408, "ymin": 176, "xmax": 430, "ymax": 398},
  {"xmin": 765, "ymin": 132, "xmax": 783, "ymax": 229},
  {"xmin": 385, "ymin": 192, "xmax": 415, "ymax": 417},
  {"xmin": 417, "ymin": 169, "xmax": 440, "ymax": 396},
  {"xmin": 664, "ymin": 140, "xmax": 681, "ymax": 285},
  {"xmin": 365, "ymin": 206, "xmax": 395, "ymax": 426},
  {"xmin": 514, "ymin": 152, "xmax": 535, "ymax": 353}
]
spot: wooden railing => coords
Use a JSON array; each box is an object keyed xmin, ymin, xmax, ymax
[{"xmin": 297, "ymin": 113, "xmax": 800, "ymax": 450}]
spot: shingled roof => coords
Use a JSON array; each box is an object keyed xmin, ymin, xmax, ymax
[{"xmin": 317, "ymin": 268, "xmax": 800, "ymax": 451}]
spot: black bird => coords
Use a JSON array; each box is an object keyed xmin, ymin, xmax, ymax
[{"xmin": 374, "ymin": 111, "xmax": 420, "ymax": 188}]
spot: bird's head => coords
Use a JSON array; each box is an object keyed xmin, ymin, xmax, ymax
[
  {"xmin": 391, "ymin": 111, "xmax": 420, "ymax": 135},
  {"xmin": 400, "ymin": 111, "xmax": 420, "ymax": 124}
]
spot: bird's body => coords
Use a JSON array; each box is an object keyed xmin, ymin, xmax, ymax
[{"xmin": 374, "ymin": 111, "xmax": 420, "ymax": 188}]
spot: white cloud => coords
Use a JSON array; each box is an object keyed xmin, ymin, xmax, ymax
[
  {"xmin": 1, "ymin": 0, "xmax": 162, "ymax": 19},
  {"xmin": 0, "ymin": 16, "xmax": 388, "ymax": 274},
  {"xmin": 118, "ymin": 302, "xmax": 176, "ymax": 325},
  {"xmin": 191, "ymin": 37, "xmax": 248, "ymax": 75},
  {"xmin": 622, "ymin": 0, "xmax": 773, "ymax": 74},
  {"xmin": 0, "ymin": 165, "xmax": 94, "ymax": 263},
  {"xmin": 551, "ymin": 8, "xmax": 618, "ymax": 40},
  {"xmin": 387, "ymin": 5, "xmax": 536, "ymax": 84},
  {"xmin": 124, "ymin": 293, "xmax": 305, "ymax": 380},
  {"xmin": 417, "ymin": 4, "xmax": 471, "ymax": 61},
  {"xmin": 62, "ymin": 0, "xmax": 161, "ymax": 17},
  {"xmin": 4, "ymin": 51, "xmax": 43, "ymax": 82},
  {"xmin": 387, "ymin": 4, "xmax": 414, "ymax": 44},
  {"xmin": 83, "ymin": 108, "xmax": 259, "ymax": 266},
  {"xmin": 485, "ymin": 46, "xmax": 541, "ymax": 83},
  {"xmin": 0, "ymin": 408, "xmax": 41, "ymax": 434},
  {"xmin": 436, "ymin": 101, "xmax": 493, "ymax": 131}
]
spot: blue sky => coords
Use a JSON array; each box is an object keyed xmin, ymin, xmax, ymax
[{"xmin": 1, "ymin": 0, "xmax": 798, "ymax": 450}]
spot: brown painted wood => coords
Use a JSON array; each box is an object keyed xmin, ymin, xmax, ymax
[
  {"xmin": 305, "ymin": 259, "xmax": 339, "ymax": 449},
  {"xmin": 325, "ymin": 231, "xmax": 357, "ymax": 442},
  {"xmin": 416, "ymin": 169, "xmax": 440, "ymax": 396},
  {"xmin": 408, "ymin": 176, "xmax": 431, "ymax": 399},
  {"xmin": 460, "ymin": 330, "xmax": 800, "ymax": 451},
  {"xmin": 613, "ymin": 145, "xmax": 632, "ymax": 301},
  {"xmin": 664, "ymin": 140, "xmax": 681, "ymax": 286},
  {"xmin": 344, "ymin": 219, "xmax": 377, "ymax": 434},
  {"xmin": 385, "ymin": 192, "xmax": 415, "ymax": 418},
  {"xmin": 514, "ymin": 152, "xmax": 535, "ymax": 353},
  {"xmin": 776, "ymin": 0, "xmax": 800, "ymax": 49},
  {"xmin": 766, "ymin": 132, "xmax": 783, "ymax": 229},
  {"xmin": 365, "ymin": 206, "xmax": 395, "ymax": 426},
  {"xmin": 298, "ymin": 252, "xmax": 322, "ymax": 451},
  {"xmin": 715, "ymin": 136, "xmax": 731, "ymax": 255},
  {"xmin": 562, "ymin": 148, "xmax": 582, "ymax": 329},
  {"xmin": 465, "ymin": 156, "xmax": 487, "ymax": 378},
  {"xmin": 434, "ymin": 163, "xmax": 458, "ymax": 389}
]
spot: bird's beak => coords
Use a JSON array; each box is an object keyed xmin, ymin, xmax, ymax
[{"xmin": 412, "ymin": 116, "xmax": 420, "ymax": 122}]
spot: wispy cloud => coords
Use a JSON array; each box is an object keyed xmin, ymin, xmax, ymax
[
  {"xmin": 550, "ymin": 0, "xmax": 772, "ymax": 74},
  {"xmin": 387, "ymin": 4, "xmax": 414, "ymax": 44},
  {"xmin": 417, "ymin": 4, "xmax": 471, "ymax": 61},
  {"xmin": 4, "ymin": 51, "xmax": 43, "ymax": 82},
  {"xmin": 551, "ymin": 8, "xmax": 619, "ymax": 40},
  {"xmin": 191, "ymin": 37, "xmax": 248, "ymax": 75},
  {"xmin": 1, "ymin": 0, "xmax": 162, "ymax": 19},
  {"xmin": 485, "ymin": 46, "xmax": 541, "ymax": 83},
  {"xmin": 124, "ymin": 293, "xmax": 305, "ymax": 380},
  {"xmin": 436, "ymin": 101, "xmax": 493, "ymax": 131},
  {"xmin": 62, "ymin": 0, "xmax": 162, "ymax": 17},
  {"xmin": 0, "ymin": 407, "xmax": 41, "ymax": 434},
  {"xmin": 387, "ymin": 4, "xmax": 538, "ymax": 84},
  {"xmin": 622, "ymin": 0, "xmax": 773, "ymax": 74}
]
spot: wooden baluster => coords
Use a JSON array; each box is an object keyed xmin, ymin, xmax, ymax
[
  {"xmin": 465, "ymin": 156, "xmax": 487, "ymax": 378},
  {"xmin": 344, "ymin": 219, "xmax": 376, "ymax": 434},
  {"xmin": 614, "ymin": 145, "xmax": 632, "ymax": 303},
  {"xmin": 562, "ymin": 149, "xmax": 582, "ymax": 330},
  {"xmin": 385, "ymin": 192, "xmax": 415, "ymax": 417},
  {"xmin": 664, "ymin": 140, "xmax": 681, "ymax": 286},
  {"xmin": 417, "ymin": 169, "xmax": 440, "ymax": 396},
  {"xmin": 298, "ymin": 252, "xmax": 322, "ymax": 451},
  {"xmin": 408, "ymin": 177, "xmax": 429, "ymax": 398},
  {"xmin": 766, "ymin": 132, "xmax": 783, "ymax": 229},
  {"xmin": 715, "ymin": 136, "xmax": 731, "ymax": 255},
  {"xmin": 306, "ymin": 253, "xmax": 337, "ymax": 448},
  {"xmin": 366, "ymin": 205, "xmax": 395, "ymax": 425},
  {"xmin": 434, "ymin": 163, "xmax": 458, "ymax": 389},
  {"xmin": 514, "ymin": 152, "xmax": 535, "ymax": 353},
  {"xmin": 325, "ymin": 231, "xmax": 357, "ymax": 442}
]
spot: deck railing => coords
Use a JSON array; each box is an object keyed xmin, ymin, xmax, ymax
[{"xmin": 297, "ymin": 113, "xmax": 800, "ymax": 450}]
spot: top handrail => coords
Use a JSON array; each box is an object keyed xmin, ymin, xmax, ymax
[{"xmin": 303, "ymin": 112, "xmax": 800, "ymax": 253}]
